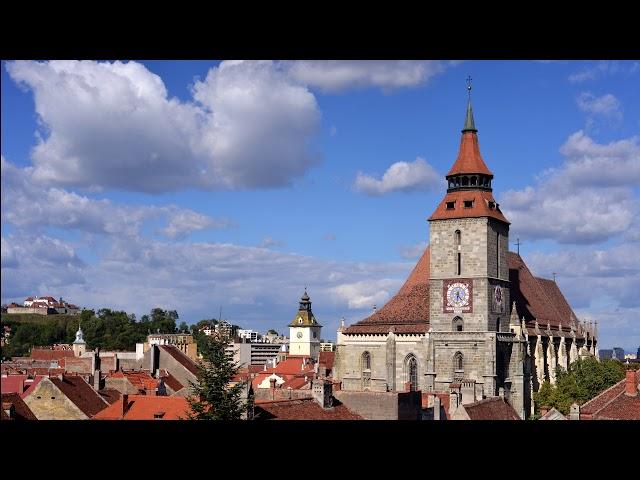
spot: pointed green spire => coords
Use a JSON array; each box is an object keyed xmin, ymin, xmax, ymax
[{"xmin": 462, "ymin": 75, "xmax": 477, "ymax": 133}]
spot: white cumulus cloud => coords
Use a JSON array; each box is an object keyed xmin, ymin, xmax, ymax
[
  {"xmin": 6, "ymin": 60, "xmax": 321, "ymax": 193},
  {"xmin": 354, "ymin": 157, "xmax": 441, "ymax": 196},
  {"xmin": 285, "ymin": 60, "xmax": 451, "ymax": 93}
]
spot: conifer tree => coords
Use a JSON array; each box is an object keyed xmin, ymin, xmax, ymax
[{"xmin": 187, "ymin": 333, "xmax": 247, "ymax": 420}]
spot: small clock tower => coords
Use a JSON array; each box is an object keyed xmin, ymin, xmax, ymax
[{"xmin": 288, "ymin": 289, "xmax": 322, "ymax": 360}]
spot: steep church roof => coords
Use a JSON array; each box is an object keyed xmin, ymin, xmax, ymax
[
  {"xmin": 428, "ymin": 189, "xmax": 509, "ymax": 224},
  {"xmin": 343, "ymin": 247, "xmax": 430, "ymax": 335},
  {"xmin": 446, "ymin": 130, "xmax": 493, "ymax": 177},
  {"xmin": 507, "ymin": 252, "xmax": 580, "ymax": 334},
  {"xmin": 343, "ymin": 248, "xmax": 579, "ymax": 337}
]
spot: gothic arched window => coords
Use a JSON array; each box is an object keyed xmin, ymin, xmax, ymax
[
  {"xmin": 453, "ymin": 351, "xmax": 464, "ymax": 380},
  {"xmin": 406, "ymin": 355, "xmax": 418, "ymax": 391},
  {"xmin": 453, "ymin": 316, "xmax": 464, "ymax": 332}
]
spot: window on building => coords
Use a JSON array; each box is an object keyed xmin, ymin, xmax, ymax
[
  {"xmin": 406, "ymin": 355, "xmax": 418, "ymax": 391},
  {"xmin": 463, "ymin": 200, "xmax": 473, "ymax": 208},
  {"xmin": 496, "ymin": 317, "xmax": 501, "ymax": 332},
  {"xmin": 446, "ymin": 201, "xmax": 455, "ymax": 210},
  {"xmin": 462, "ymin": 176, "xmax": 469, "ymax": 186},
  {"xmin": 455, "ymin": 229, "xmax": 462, "ymax": 276},
  {"xmin": 362, "ymin": 351, "xmax": 371, "ymax": 370},
  {"xmin": 453, "ymin": 352, "xmax": 464, "ymax": 379},
  {"xmin": 452, "ymin": 316, "xmax": 463, "ymax": 332},
  {"xmin": 361, "ymin": 351, "xmax": 371, "ymax": 390},
  {"xmin": 496, "ymin": 233, "xmax": 500, "ymax": 278}
]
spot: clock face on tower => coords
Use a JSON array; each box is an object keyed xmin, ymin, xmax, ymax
[
  {"xmin": 297, "ymin": 332, "xmax": 303, "ymax": 339},
  {"xmin": 443, "ymin": 279, "xmax": 473, "ymax": 313}
]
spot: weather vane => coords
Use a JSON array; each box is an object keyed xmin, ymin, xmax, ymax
[{"xmin": 466, "ymin": 75, "xmax": 472, "ymax": 98}]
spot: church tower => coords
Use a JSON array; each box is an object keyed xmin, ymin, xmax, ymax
[
  {"xmin": 72, "ymin": 323, "xmax": 86, "ymax": 357},
  {"xmin": 426, "ymin": 79, "xmax": 510, "ymax": 401},
  {"xmin": 288, "ymin": 289, "xmax": 322, "ymax": 360}
]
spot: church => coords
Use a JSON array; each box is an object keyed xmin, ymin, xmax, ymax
[{"xmin": 333, "ymin": 86, "xmax": 599, "ymax": 419}]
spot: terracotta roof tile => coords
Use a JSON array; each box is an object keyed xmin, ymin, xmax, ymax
[
  {"xmin": 319, "ymin": 351, "xmax": 335, "ymax": 371},
  {"xmin": 446, "ymin": 132, "xmax": 493, "ymax": 176},
  {"xmin": 1, "ymin": 393, "xmax": 37, "ymax": 421},
  {"xmin": 98, "ymin": 388, "xmax": 122, "ymax": 405},
  {"xmin": 94, "ymin": 394, "xmax": 192, "ymax": 420},
  {"xmin": 161, "ymin": 372, "xmax": 184, "ymax": 393},
  {"xmin": 581, "ymin": 370, "xmax": 640, "ymax": 419},
  {"xmin": 30, "ymin": 349, "xmax": 75, "ymax": 361},
  {"xmin": 254, "ymin": 398, "xmax": 362, "ymax": 420},
  {"xmin": 343, "ymin": 247, "xmax": 430, "ymax": 335},
  {"xmin": 463, "ymin": 396, "xmax": 520, "ymax": 420},
  {"xmin": 429, "ymin": 190, "xmax": 509, "ymax": 224},
  {"xmin": 159, "ymin": 346, "xmax": 199, "ymax": 376},
  {"xmin": 50, "ymin": 375, "xmax": 109, "ymax": 417}
]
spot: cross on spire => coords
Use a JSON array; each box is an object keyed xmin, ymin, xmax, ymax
[
  {"xmin": 462, "ymin": 75, "xmax": 477, "ymax": 133},
  {"xmin": 552, "ymin": 272, "xmax": 557, "ymax": 282},
  {"xmin": 514, "ymin": 237, "xmax": 522, "ymax": 255},
  {"xmin": 466, "ymin": 75, "xmax": 472, "ymax": 98}
]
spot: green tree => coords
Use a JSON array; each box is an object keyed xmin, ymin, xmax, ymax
[
  {"xmin": 178, "ymin": 321, "xmax": 189, "ymax": 332},
  {"xmin": 187, "ymin": 334, "xmax": 247, "ymax": 420},
  {"xmin": 533, "ymin": 357, "xmax": 626, "ymax": 416}
]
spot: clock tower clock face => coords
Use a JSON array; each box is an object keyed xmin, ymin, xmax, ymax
[
  {"xmin": 443, "ymin": 279, "xmax": 473, "ymax": 313},
  {"xmin": 296, "ymin": 331, "xmax": 303, "ymax": 339}
]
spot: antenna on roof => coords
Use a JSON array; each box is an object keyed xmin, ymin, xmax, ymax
[{"xmin": 552, "ymin": 272, "xmax": 557, "ymax": 283}]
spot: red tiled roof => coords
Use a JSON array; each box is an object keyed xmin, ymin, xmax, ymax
[
  {"xmin": 50, "ymin": 375, "xmax": 109, "ymax": 417},
  {"xmin": 581, "ymin": 370, "xmax": 640, "ymax": 420},
  {"xmin": 98, "ymin": 388, "xmax": 122, "ymax": 405},
  {"xmin": 446, "ymin": 131, "xmax": 493, "ymax": 177},
  {"xmin": 160, "ymin": 372, "xmax": 184, "ymax": 393},
  {"xmin": 280, "ymin": 377, "xmax": 311, "ymax": 389},
  {"xmin": 30, "ymin": 349, "xmax": 75, "ymax": 361},
  {"xmin": 429, "ymin": 190, "xmax": 509, "ymax": 224},
  {"xmin": 251, "ymin": 357, "xmax": 315, "ymax": 390},
  {"xmin": 94, "ymin": 394, "xmax": 192, "ymax": 420},
  {"xmin": 1, "ymin": 393, "xmax": 38, "ymax": 421},
  {"xmin": 343, "ymin": 247, "xmax": 430, "ymax": 335},
  {"xmin": 159, "ymin": 345, "xmax": 199, "ymax": 376},
  {"xmin": 108, "ymin": 370, "xmax": 157, "ymax": 392},
  {"xmin": 508, "ymin": 253, "xmax": 579, "ymax": 332},
  {"xmin": 319, "ymin": 351, "xmax": 335, "ymax": 371},
  {"xmin": 254, "ymin": 398, "xmax": 362, "ymax": 420},
  {"xmin": 422, "ymin": 392, "xmax": 451, "ymax": 419},
  {"xmin": 463, "ymin": 396, "xmax": 520, "ymax": 420},
  {"xmin": 1, "ymin": 375, "xmax": 26, "ymax": 395}
]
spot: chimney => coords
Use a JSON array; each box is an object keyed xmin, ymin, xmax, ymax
[
  {"xmin": 149, "ymin": 344, "xmax": 159, "ymax": 377},
  {"xmin": 625, "ymin": 370, "xmax": 637, "ymax": 396},
  {"xmin": 540, "ymin": 405, "xmax": 550, "ymax": 417},
  {"xmin": 433, "ymin": 395, "xmax": 441, "ymax": 421},
  {"xmin": 93, "ymin": 369, "xmax": 101, "ymax": 391},
  {"xmin": 312, "ymin": 379, "xmax": 333, "ymax": 409},
  {"xmin": 121, "ymin": 394, "xmax": 129, "ymax": 417},
  {"xmin": 569, "ymin": 402, "xmax": 580, "ymax": 420}
]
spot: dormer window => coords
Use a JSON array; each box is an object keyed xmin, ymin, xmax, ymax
[
  {"xmin": 488, "ymin": 201, "xmax": 495, "ymax": 209},
  {"xmin": 463, "ymin": 200, "xmax": 473, "ymax": 209},
  {"xmin": 446, "ymin": 201, "xmax": 455, "ymax": 210},
  {"xmin": 154, "ymin": 412, "xmax": 165, "ymax": 419}
]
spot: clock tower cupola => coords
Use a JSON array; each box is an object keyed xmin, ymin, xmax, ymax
[{"xmin": 288, "ymin": 288, "xmax": 322, "ymax": 360}]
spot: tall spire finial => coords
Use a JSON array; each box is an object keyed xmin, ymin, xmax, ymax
[{"xmin": 462, "ymin": 75, "xmax": 477, "ymax": 133}]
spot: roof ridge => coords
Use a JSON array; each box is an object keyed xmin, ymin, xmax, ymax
[{"xmin": 580, "ymin": 377, "xmax": 627, "ymax": 411}]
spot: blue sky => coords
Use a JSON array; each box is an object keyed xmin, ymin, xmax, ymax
[{"xmin": 1, "ymin": 60, "xmax": 639, "ymax": 351}]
